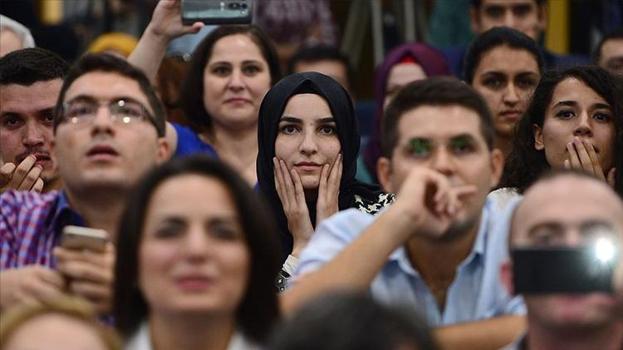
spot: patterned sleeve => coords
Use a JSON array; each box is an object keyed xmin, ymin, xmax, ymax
[{"xmin": 0, "ymin": 191, "xmax": 19, "ymax": 269}]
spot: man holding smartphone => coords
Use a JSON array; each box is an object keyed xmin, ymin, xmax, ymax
[
  {"xmin": 0, "ymin": 54, "xmax": 169, "ymax": 315},
  {"xmin": 501, "ymin": 171, "xmax": 623, "ymax": 349}
]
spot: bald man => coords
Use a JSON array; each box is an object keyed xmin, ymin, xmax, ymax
[{"xmin": 502, "ymin": 171, "xmax": 623, "ymax": 349}]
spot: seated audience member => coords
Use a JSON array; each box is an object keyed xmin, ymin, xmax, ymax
[
  {"xmin": 464, "ymin": 27, "xmax": 544, "ymax": 157},
  {"xmin": 0, "ymin": 15, "xmax": 35, "ymax": 58},
  {"xmin": 0, "ymin": 54, "xmax": 169, "ymax": 314},
  {"xmin": 256, "ymin": 72, "xmax": 391, "ymax": 288},
  {"xmin": 362, "ymin": 42, "xmax": 450, "ymax": 184},
  {"xmin": 499, "ymin": 66, "xmax": 623, "ymax": 198},
  {"xmin": 287, "ymin": 45, "xmax": 354, "ymax": 95},
  {"xmin": 594, "ymin": 28, "xmax": 623, "ymax": 76},
  {"xmin": 129, "ymin": 0, "xmax": 280, "ymax": 185},
  {"xmin": 269, "ymin": 292, "xmax": 438, "ymax": 350},
  {"xmin": 284, "ymin": 78, "xmax": 526, "ymax": 349},
  {"xmin": 0, "ymin": 297, "xmax": 120, "ymax": 350},
  {"xmin": 87, "ymin": 32, "xmax": 139, "ymax": 59},
  {"xmin": 113, "ymin": 156, "xmax": 280, "ymax": 349},
  {"xmin": 502, "ymin": 170, "xmax": 623, "ymax": 349},
  {"xmin": 0, "ymin": 48, "xmax": 69, "ymax": 193},
  {"xmin": 442, "ymin": 0, "xmax": 588, "ymax": 77}
]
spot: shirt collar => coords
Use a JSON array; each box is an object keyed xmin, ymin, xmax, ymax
[{"xmin": 50, "ymin": 191, "xmax": 86, "ymax": 235}]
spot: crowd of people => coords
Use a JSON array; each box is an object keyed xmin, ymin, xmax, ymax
[{"xmin": 1, "ymin": 0, "xmax": 623, "ymax": 349}]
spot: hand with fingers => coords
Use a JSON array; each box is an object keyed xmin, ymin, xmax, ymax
[
  {"xmin": 0, "ymin": 266, "xmax": 66, "ymax": 310},
  {"xmin": 273, "ymin": 157, "xmax": 315, "ymax": 257},
  {"xmin": 147, "ymin": 0, "xmax": 204, "ymax": 41},
  {"xmin": 316, "ymin": 154, "xmax": 342, "ymax": 224},
  {"xmin": 392, "ymin": 168, "xmax": 477, "ymax": 239},
  {"xmin": 0, "ymin": 155, "xmax": 45, "ymax": 193},
  {"xmin": 565, "ymin": 137, "xmax": 617, "ymax": 186},
  {"xmin": 53, "ymin": 243, "xmax": 116, "ymax": 315}
]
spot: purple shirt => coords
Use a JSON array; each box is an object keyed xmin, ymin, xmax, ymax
[{"xmin": 0, "ymin": 190, "xmax": 84, "ymax": 270}]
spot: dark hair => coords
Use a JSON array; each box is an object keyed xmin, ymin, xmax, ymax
[
  {"xmin": 286, "ymin": 44, "xmax": 353, "ymax": 90},
  {"xmin": 381, "ymin": 77, "xmax": 495, "ymax": 157},
  {"xmin": 52, "ymin": 54, "xmax": 166, "ymax": 137},
  {"xmin": 0, "ymin": 47, "xmax": 69, "ymax": 86},
  {"xmin": 464, "ymin": 27, "xmax": 544, "ymax": 84},
  {"xmin": 180, "ymin": 25, "xmax": 280, "ymax": 134},
  {"xmin": 470, "ymin": 0, "xmax": 545, "ymax": 9},
  {"xmin": 593, "ymin": 28, "xmax": 623, "ymax": 64},
  {"xmin": 499, "ymin": 66, "xmax": 623, "ymax": 198},
  {"xmin": 113, "ymin": 156, "xmax": 281, "ymax": 343},
  {"xmin": 268, "ymin": 292, "xmax": 439, "ymax": 350}
]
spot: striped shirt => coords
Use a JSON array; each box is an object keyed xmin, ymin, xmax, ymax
[{"xmin": 0, "ymin": 190, "xmax": 85, "ymax": 270}]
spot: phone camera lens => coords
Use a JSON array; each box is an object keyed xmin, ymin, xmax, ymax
[
  {"xmin": 240, "ymin": 3, "xmax": 248, "ymax": 9},
  {"xmin": 228, "ymin": 2, "xmax": 241, "ymax": 9}
]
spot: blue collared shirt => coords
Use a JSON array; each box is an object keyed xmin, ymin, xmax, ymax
[{"xmin": 295, "ymin": 195, "xmax": 525, "ymax": 326}]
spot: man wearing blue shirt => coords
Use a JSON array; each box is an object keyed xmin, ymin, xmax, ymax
[{"xmin": 284, "ymin": 77, "xmax": 524, "ymax": 349}]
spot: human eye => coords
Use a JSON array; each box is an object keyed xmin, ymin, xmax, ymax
[
  {"xmin": 530, "ymin": 226, "xmax": 563, "ymax": 246},
  {"xmin": 279, "ymin": 123, "xmax": 300, "ymax": 135},
  {"xmin": 242, "ymin": 64, "xmax": 261, "ymax": 75},
  {"xmin": 40, "ymin": 109, "xmax": 55, "ymax": 126},
  {"xmin": 113, "ymin": 100, "xmax": 145, "ymax": 122},
  {"xmin": 0, "ymin": 113, "xmax": 25, "ymax": 130},
  {"xmin": 65, "ymin": 101, "xmax": 96, "ymax": 120},
  {"xmin": 554, "ymin": 109, "xmax": 575, "ymax": 120},
  {"xmin": 482, "ymin": 75, "xmax": 505, "ymax": 90},
  {"xmin": 210, "ymin": 221, "xmax": 242, "ymax": 241},
  {"xmin": 484, "ymin": 5, "xmax": 505, "ymax": 19},
  {"xmin": 512, "ymin": 4, "xmax": 533, "ymax": 18},
  {"xmin": 318, "ymin": 124, "xmax": 337, "ymax": 136},
  {"xmin": 592, "ymin": 111, "xmax": 612, "ymax": 123},
  {"xmin": 407, "ymin": 138, "xmax": 432, "ymax": 158},
  {"xmin": 516, "ymin": 76, "xmax": 538, "ymax": 90},
  {"xmin": 450, "ymin": 136, "xmax": 475, "ymax": 155},
  {"xmin": 153, "ymin": 220, "xmax": 186, "ymax": 239},
  {"xmin": 211, "ymin": 65, "xmax": 231, "ymax": 76}
]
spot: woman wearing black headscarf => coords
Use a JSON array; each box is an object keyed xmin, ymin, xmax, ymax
[{"xmin": 257, "ymin": 72, "xmax": 393, "ymax": 290}]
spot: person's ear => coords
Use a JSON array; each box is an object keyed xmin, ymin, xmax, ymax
[
  {"xmin": 489, "ymin": 148, "xmax": 505, "ymax": 188},
  {"xmin": 533, "ymin": 124, "xmax": 545, "ymax": 151},
  {"xmin": 156, "ymin": 138, "xmax": 171, "ymax": 163},
  {"xmin": 377, "ymin": 157, "xmax": 394, "ymax": 193},
  {"xmin": 501, "ymin": 260, "xmax": 515, "ymax": 295},
  {"xmin": 469, "ymin": 6, "xmax": 481, "ymax": 34}
]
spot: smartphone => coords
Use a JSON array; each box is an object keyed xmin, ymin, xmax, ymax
[
  {"xmin": 61, "ymin": 225, "xmax": 108, "ymax": 252},
  {"xmin": 512, "ymin": 246, "xmax": 618, "ymax": 294},
  {"xmin": 181, "ymin": 0, "xmax": 253, "ymax": 25}
]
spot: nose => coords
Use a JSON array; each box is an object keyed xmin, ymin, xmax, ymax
[
  {"xmin": 503, "ymin": 83, "xmax": 520, "ymax": 104},
  {"xmin": 573, "ymin": 111, "xmax": 593, "ymax": 137},
  {"xmin": 183, "ymin": 225, "xmax": 210, "ymax": 262},
  {"xmin": 90, "ymin": 105, "xmax": 115, "ymax": 136},
  {"xmin": 22, "ymin": 122, "xmax": 45, "ymax": 147},
  {"xmin": 430, "ymin": 147, "xmax": 455, "ymax": 176},
  {"xmin": 503, "ymin": 10, "xmax": 516, "ymax": 27},
  {"xmin": 299, "ymin": 129, "xmax": 318, "ymax": 156},
  {"xmin": 228, "ymin": 69, "xmax": 245, "ymax": 91}
]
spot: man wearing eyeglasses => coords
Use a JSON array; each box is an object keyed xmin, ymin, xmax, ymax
[{"xmin": 0, "ymin": 54, "xmax": 169, "ymax": 315}]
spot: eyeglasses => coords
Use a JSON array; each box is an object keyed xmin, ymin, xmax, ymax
[{"xmin": 61, "ymin": 97, "xmax": 156, "ymax": 128}]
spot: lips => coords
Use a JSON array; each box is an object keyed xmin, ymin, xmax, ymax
[
  {"xmin": 175, "ymin": 275, "xmax": 214, "ymax": 291},
  {"xmin": 224, "ymin": 97, "xmax": 251, "ymax": 104},
  {"xmin": 294, "ymin": 162, "xmax": 322, "ymax": 172},
  {"xmin": 499, "ymin": 110, "xmax": 523, "ymax": 121},
  {"xmin": 86, "ymin": 144, "xmax": 119, "ymax": 160},
  {"xmin": 17, "ymin": 152, "xmax": 52, "ymax": 166}
]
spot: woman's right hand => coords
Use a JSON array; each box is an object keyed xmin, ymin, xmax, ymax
[
  {"xmin": 273, "ymin": 157, "xmax": 314, "ymax": 257},
  {"xmin": 147, "ymin": 0, "xmax": 204, "ymax": 41}
]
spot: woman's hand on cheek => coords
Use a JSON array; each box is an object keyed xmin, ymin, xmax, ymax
[
  {"xmin": 316, "ymin": 154, "xmax": 342, "ymax": 224},
  {"xmin": 273, "ymin": 157, "xmax": 314, "ymax": 256}
]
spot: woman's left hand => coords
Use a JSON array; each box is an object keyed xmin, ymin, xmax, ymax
[
  {"xmin": 564, "ymin": 137, "xmax": 616, "ymax": 185},
  {"xmin": 316, "ymin": 154, "xmax": 342, "ymax": 224}
]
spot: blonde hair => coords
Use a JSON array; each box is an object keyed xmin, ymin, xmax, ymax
[{"xmin": 0, "ymin": 297, "xmax": 121, "ymax": 350}]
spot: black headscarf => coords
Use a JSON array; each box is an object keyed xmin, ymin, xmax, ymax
[{"xmin": 257, "ymin": 72, "xmax": 382, "ymax": 261}]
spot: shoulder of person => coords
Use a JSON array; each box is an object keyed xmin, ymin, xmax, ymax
[{"xmin": 0, "ymin": 190, "xmax": 58, "ymax": 212}]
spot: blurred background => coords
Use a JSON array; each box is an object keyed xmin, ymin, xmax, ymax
[{"xmin": 1, "ymin": 0, "xmax": 621, "ymax": 99}]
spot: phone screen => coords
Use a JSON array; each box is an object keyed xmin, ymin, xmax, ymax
[{"xmin": 512, "ymin": 246, "xmax": 618, "ymax": 294}]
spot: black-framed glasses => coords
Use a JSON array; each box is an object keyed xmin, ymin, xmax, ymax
[{"xmin": 61, "ymin": 97, "xmax": 156, "ymax": 129}]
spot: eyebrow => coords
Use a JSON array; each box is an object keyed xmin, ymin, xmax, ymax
[
  {"xmin": 450, "ymin": 134, "xmax": 477, "ymax": 143},
  {"xmin": 553, "ymin": 100, "xmax": 611, "ymax": 110},
  {"xmin": 527, "ymin": 222, "xmax": 563, "ymax": 237},
  {"xmin": 209, "ymin": 59, "xmax": 264, "ymax": 66},
  {"xmin": 279, "ymin": 116, "xmax": 335, "ymax": 124}
]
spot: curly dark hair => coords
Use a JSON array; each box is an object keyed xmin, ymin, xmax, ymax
[{"xmin": 499, "ymin": 66, "xmax": 623, "ymax": 198}]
